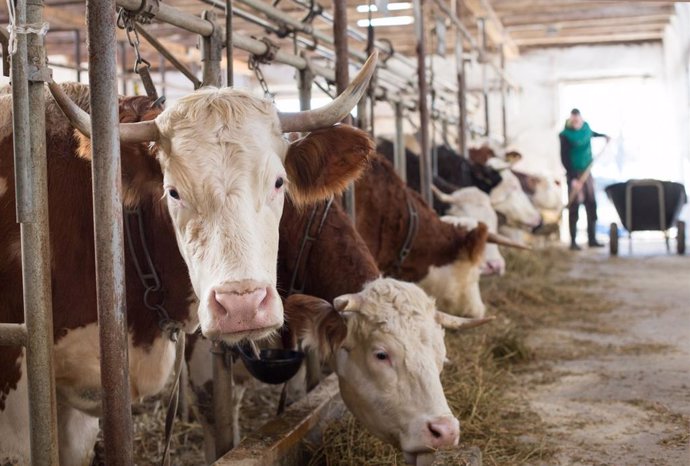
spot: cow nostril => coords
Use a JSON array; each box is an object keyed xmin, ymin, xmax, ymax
[
  {"xmin": 212, "ymin": 292, "xmax": 229, "ymax": 316},
  {"xmin": 427, "ymin": 422, "xmax": 442, "ymax": 439}
]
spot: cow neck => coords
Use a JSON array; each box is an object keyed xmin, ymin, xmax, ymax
[
  {"xmin": 279, "ymin": 199, "xmax": 379, "ymax": 303},
  {"xmin": 356, "ymin": 156, "xmax": 466, "ymax": 283}
]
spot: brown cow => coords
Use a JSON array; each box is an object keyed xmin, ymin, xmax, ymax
[
  {"xmin": 187, "ymin": 199, "xmax": 491, "ymax": 464},
  {"xmin": 355, "ymin": 155, "xmax": 489, "ymax": 318},
  {"xmin": 0, "ymin": 78, "xmax": 373, "ymax": 465}
]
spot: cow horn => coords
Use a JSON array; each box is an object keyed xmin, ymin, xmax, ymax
[
  {"xmin": 435, "ymin": 311, "xmax": 495, "ymax": 330},
  {"xmin": 487, "ymin": 232, "xmax": 531, "ymax": 250},
  {"xmin": 333, "ymin": 293, "xmax": 364, "ymax": 313},
  {"xmin": 47, "ymin": 81, "xmax": 159, "ymax": 143},
  {"xmin": 431, "ymin": 185, "xmax": 455, "ymax": 204},
  {"xmin": 278, "ymin": 51, "xmax": 378, "ymax": 133}
]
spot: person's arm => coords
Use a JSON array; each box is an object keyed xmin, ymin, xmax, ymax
[
  {"xmin": 591, "ymin": 130, "xmax": 608, "ymax": 138},
  {"xmin": 560, "ymin": 134, "xmax": 574, "ymax": 175}
]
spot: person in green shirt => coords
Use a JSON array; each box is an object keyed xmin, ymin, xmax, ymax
[{"xmin": 560, "ymin": 108, "xmax": 609, "ymax": 250}]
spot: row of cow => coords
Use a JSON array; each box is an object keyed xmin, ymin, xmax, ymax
[{"xmin": 0, "ymin": 52, "xmax": 549, "ymax": 466}]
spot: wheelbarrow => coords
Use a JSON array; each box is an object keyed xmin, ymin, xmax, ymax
[{"xmin": 605, "ymin": 179, "xmax": 687, "ymax": 255}]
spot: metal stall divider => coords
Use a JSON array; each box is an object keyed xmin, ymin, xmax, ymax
[
  {"xmin": 414, "ymin": 0, "xmax": 433, "ymax": 206},
  {"xmin": 4, "ymin": 0, "xmax": 59, "ymax": 464}
]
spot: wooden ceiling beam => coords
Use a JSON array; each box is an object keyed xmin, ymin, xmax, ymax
[
  {"xmin": 501, "ymin": 5, "xmax": 674, "ymax": 27},
  {"xmin": 510, "ymin": 23, "xmax": 668, "ymax": 40},
  {"xmin": 505, "ymin": 14, "xmax": 672, "ymax": 32},
  {"xmin": 515, "ymin": 31, "xmax": 663, "ymax": 47},
  {"xmin": 463, "ymin": 0, "xmax": 520, "ymax": 58}
]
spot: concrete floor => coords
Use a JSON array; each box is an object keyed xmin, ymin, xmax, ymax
[{"xmin": 520, "ymin": 241, "xmax": 690, "ymax": 466}]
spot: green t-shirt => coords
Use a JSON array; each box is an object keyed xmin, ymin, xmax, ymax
[{"xmin": 560, "ymin": 121, "xmax": 594, "ymax": 172}]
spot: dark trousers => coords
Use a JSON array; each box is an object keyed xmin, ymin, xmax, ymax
[{"xmin": 568, "ymin": 173, "xmax": 598, "ymax": 244}]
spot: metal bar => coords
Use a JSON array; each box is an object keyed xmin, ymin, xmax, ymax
[
  {"xmin": 201, "ymin": 10, "xmax": 223, "ymax": 87},
  {"xmin": 333, "ymin": 0, "xmax": 355, "ymax": 220},
  {"xmin": 74, "ymin": 29, "xmax": 81, "ymax": 82},
  {"xmin": 479, "ymin": 18, "xmax": 490, "ymax": 138},
  {"xmin": 87, "ymin": 0, "xmax": 134, "ymax": 463},
  {"xmin": 135, "ymin": 24, "xmax": 201, "ymax": 89},
  {"xmin": 394, "ymin": 101, "xmax": 406, "ymax": 182},
  {"xmin": 212, "ymin": 344, "xmax": 236, "ymax": 458},
  {"xmin": 226, "ymin": 0, "xmax": 233, "ymax": 86},
  {"xmin": 10, "ymin": 0, "xmax": 60, "ymax": 463},
  {"xmin": 0, "ymin": 323, "xmax": 27, "ymax": 347},
  {"xmin": 500, "ymin": 45, "xmax": 507, "ymax": 147},
  {"xmin": 118, "ymin": 0, "xmax": 214, "ymax": 36},
  {"xmin": 455, "ymin": 0, "xmax": 467, "ymax": 158},
  {"xmin": 160, "ymin": 53, "xmax": 166, "ymax": 97},
  {"xmin": 414, "ymin": 0, "xmax": 432, "ymax": 206},
  {"xmin": 119, "ymin": 41, "xmax": 127, "ymax": 95}
]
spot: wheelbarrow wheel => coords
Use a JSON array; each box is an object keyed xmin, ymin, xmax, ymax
[
  {"xmin": 609, "ymin": 222, "xmax": 619, "ymax": 256},
  {"xmin": 677, "ymin": 221, "xmax": 686, "ymax": 255}
]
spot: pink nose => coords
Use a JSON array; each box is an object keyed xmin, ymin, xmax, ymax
[
  {"xmin": 425, "ymin": 416, "xmax": 460, "ymax": 448},
  {"xmin": 208, "ymin": 284, "xmax": 283, "ymax": 335},
  {"xmin": 482, "ymin": 260, "xmax": 505, "ymax": 276}
]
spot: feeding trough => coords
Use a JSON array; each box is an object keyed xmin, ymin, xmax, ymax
[{"xmin": 236, "ymin": 344, "xmax": 305, "ymax": 385}]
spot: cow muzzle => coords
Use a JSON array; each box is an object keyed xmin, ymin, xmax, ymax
[
  {"xmin": 402, "ymin": 415, "xmax": 460, "ymax": 465},
  {"xmin": 203, "ymin": 280, "xmax": 283, "ymax": 342}
]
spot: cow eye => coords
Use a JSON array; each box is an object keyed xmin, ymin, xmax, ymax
[
  {"xmin": 275, "ymin": 177, "xmax": 285, "ymax": 189},
  {"xmin": 168, "ymin": 189, "xmax": 180, "ymax": 200},
  {"xmin": 375, "ymin": 351, "xmax": 389, "ymax": 361}
]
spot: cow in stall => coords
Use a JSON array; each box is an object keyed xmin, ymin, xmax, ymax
[
  {"xmin": 354, "ymin": 155, "xmax": 522, "ymax": 318},
  {"xmin": 187, "ymin": 198, "xmax": 491, "ymax": 465},
  {"xmin": 0, "ymin": 53, "xmax": 375, "ymax": 466},
  {"xmin": 377, "ymin": 140, "xmax": 542, "ymax": 233},
  {"xmin": 431, "ymin": 186, "xmax": 506, "ymax": 276}
]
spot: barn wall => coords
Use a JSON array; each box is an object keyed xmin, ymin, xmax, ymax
[{"xmin": 498, "ymin": 42, "xmax": 667, "ymax": 178}]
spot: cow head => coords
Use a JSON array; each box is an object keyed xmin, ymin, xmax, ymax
[
  {"xmin": 432, "ymin": 186, "xmax": 505, "ymax": 276},
  {"xmin": 47, "ymin": 54, "xmax": 378, "ymax": 344},
  {"xmin": 285, "ymin": 279, "xmax": 492, "ymax": 464},
  {"xmin": 485, "ymin": 158, "xmax": 542, "ymax": 229}
]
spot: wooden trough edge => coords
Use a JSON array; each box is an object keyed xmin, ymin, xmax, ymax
[{"xmin": 213, "ymin": 372, "xmax": 482, "ymax": 466}]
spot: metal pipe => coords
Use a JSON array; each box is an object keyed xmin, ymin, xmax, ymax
[
  {"xmin": 119, "ymin": 41, "xmax": 127, "ymax": 95},
  {"xmin": 455, "ymin": 0, "xmax": 467, "ymax": 158},
  {"xmin": 74, "ymin": 29, "xmax": 81, "ymax": 82},
  {"xmin": 201, "ymin": 10, "xmax": 223, "ymax": 87},
  {"xmin": 118, "ymin": 0, "xmax": 214, "ymax": 36},
  {"xmin": 160, "ymin": 53, "xmax": 166, "ymax": 97},
  {"xmin": 333, "ymin": 0, "xmax": 355, "ymax": 220},
  {"xmin": 501, "ymin": 45, "xmax": 508, "ymax": 147},
  {"xmin": 226, "ymin": 0, "xmax": 233, "ymax": 86},
  {"xmin": 414, "ymin": 0, "xmax": 432, "ymax": 206},
  {"xmin": 0, "ymin": 323, "xmax": 27, "ymax": 347},
  {"xmin": 10, "ymin": 0, "xmax": 60, "ymax": 463},
  {"xmin": 394, "ymin": 101, "xmax": 406, "ymax": 182},
  {"xmin": 87, "ymin": 0, "xmax": 134, "ymax": 463},
  {"xmin": 135, "ymin": 24, "xmax": 201, "ymax": 89},
  {"xmin": 479, "ymin": 18, "xmax": 490, "ymax": 138}
]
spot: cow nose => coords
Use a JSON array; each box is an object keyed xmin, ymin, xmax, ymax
[
  {"xmin": 206, "ymin": 284, "xmax": 283, "ymax": 337},
  {"xmin": 482, "ymin": 260, "xmax": 505, "ymax": 276},
  {"xmin": 426, "ymin": 416, "xmax": 460, "ymax": 448}
]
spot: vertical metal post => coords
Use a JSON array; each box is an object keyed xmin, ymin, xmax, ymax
[
  {"xmin": 479, "ymin": 17, "xmax": 489, "ymax": 137},
  {"xmin": 500, "ymin": 45, "xmax": 508, "ymax": 147},
  {"xmin": 225, "ymin": 0, "xmax": 233, "ymax": 86},
  {"xmin": 86, "ymin": 0, "xmax": 133, "ymax": 464},
  {"xmin": 333, "ymin": 0, "xmax": 355, "ymax": 220},
  {"xmin": 119, "ymin": 41, "xmax": 127, "ymax": 95},
  {"xmin": 394, "ymin": 101, "xmax": 407, "ymax": 182},
  {"xmin": 159, "ymin": 53, "xmax": 166, "ymax": 97},
  {"xmin": 455, "ymin": 0, "xmax": 467, "ymax": 158},
  {"xmin": 74, "ymin": 29, "xmax": 81, "ymax": 82},
  {"xmin": 413, "ymin": 0, "xmax": 432, "ymax": 205},
  {"xmin": 10, "ymin": 0, "xmax": 59, "ymax": 464},
  {"xmin": 201, "ymin": 10, "xmax": 223, "ymax": 87}
]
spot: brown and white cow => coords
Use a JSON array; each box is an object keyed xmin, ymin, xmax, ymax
[
  {"xmin": 354, "ymin": 155, "xmax": 490, "ymax": 318},
  {"xmin": 0, "ymin": 55, "xmax": 375, "ymax": 465},
  {"xmin": 187, "ymin": 198, "xmax": 491, "ymax": 465}
]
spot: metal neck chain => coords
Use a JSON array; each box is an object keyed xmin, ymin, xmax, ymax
[
  {"xmin": 248, "ymin": 37, "xmax": 280, "ymax": 100},
  {"xmin": 393, "ymin": 196, "xmax": 420, "ymax": 273},
  {"xmin": 117, "ymin": 8, "xmax": 150, "ymax": 73}
]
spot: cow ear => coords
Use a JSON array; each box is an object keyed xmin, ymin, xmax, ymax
[
  {"xmin": 284, "ymin": 125, "xmax": 374, "ymax": 206},
  {"xmin": 284, "ymin": 294, "xmax": 346, "ymax": 361},
  {"xmin": 457, "ymin": 222, "xmax": 488, "ymax": 264},
  {"xmin": 333, "ymin": 293, "xmax": 364, "ymax": 314}
]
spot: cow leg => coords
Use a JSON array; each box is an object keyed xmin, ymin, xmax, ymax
[
  {"xmin": 0, "ymin": 351, "xmax": 31, "ymax": 465},
  {"xmin": 56, "ymin": 396, "xmax": 99, "ymax": 466}
]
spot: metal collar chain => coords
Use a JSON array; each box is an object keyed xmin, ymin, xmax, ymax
[
  {"xmin": 288, "ymin": 197, "xmax": 334, "ymax": 295},
  {"xmin": 124, "ymin": 206, "xmax": 182, "ymax": 341},
  {"xmin": 248, "ymin": 37, "xmax": 280, "ymax": 100},
  {"xmin": 393, "ymin": 196, "xmax": 419, "ymax": 273}
]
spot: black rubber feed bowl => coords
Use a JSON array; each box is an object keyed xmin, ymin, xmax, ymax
[{"xmin": 237, "ymin": 347, "xmax": 305, "ymax": 385}]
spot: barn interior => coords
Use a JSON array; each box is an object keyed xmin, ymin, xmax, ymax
[{"xmin": 1, "ymin": 1, "xmax": 690, "ymax": 465}]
